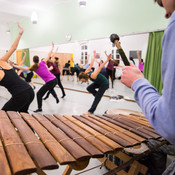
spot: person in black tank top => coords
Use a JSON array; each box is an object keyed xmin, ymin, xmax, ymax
[
  {"xmin": 0, "ymin": 23, "xmax": 34, "ymax": 113},
  {"xmin": 78, "ymin": 51, "xmax": 111, "ymax": 115}
]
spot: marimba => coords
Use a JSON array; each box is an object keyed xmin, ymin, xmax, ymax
[{"xmin": 0, "ymin": 109, "xmax": 164, "ymax": 175}]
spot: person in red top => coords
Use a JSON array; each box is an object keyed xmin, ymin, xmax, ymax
[
  {"xmin": 105, "ymin": 51, "xmax": 118, "ymax": 88},
  {"xmin": 43, "ymin": 55, "xmax": 66, "ymax": 100}
]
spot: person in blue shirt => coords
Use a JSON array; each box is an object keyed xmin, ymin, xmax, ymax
[{"xmin": 121, "ymin": 0, "xmax": 175, "ymax": 174}]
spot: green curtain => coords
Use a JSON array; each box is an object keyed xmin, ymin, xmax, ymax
[
  {"xmin": 143, "ymin": 31, "xmax": 164, "ymax": 94},
  {"xmin": 22, "ymin": 48, "xmax": 30, "ymax": 67}
]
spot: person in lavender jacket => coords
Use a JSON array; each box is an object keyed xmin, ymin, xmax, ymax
[
  {"xmin": 121, "ymin": 0, "xmax": 175, "ymax": 174},
  {"xmin": 14, "ymin": 42, "xmax": 58, "ymax": 112}
]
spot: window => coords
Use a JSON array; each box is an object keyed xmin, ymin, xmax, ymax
[
  {"xmin": 129, "ymin": 50, "xmax": 142, "ymax": 59},
  {"xmin": 80, "ymin": 44, "xmax": 88, "ymax": 65},
  {"xmin": 111, "ymin": 43, "xmax": 120, "ymax": 60}
]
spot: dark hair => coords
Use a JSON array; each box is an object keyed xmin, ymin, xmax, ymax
[
  {"xmin": 55, "ymin": 57, "xmax": 59, "ymax": 61},
  {"xmin": 129, "ymin": 57, "xmax": 135, "ymax": 65},
  {"xmin": 68, "ymin": 60, "xmax": 70, "ymax": 63},
  {"xmin": 30, "ymin": 55, "xmax": 39, "ymax": 71},
  {"xmin": 47, "ymin": 57, "xmax": 53, "ymax": 63},
  {"xmin": 78, "ymin": 72, "xmax": 89, "ymax": 81}
]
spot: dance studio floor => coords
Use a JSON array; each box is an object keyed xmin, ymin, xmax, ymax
[{"xmin": 0, "ymin": 77, "xmax": 142, "ymax": 175}]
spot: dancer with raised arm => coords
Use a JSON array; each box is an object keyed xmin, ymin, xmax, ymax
[
  {"xmin": 14, "ymin": 42, "xmax": 59, "ymax": 112},
  {"xmin": 43, "ymin": 48, "xmax": 66, "ymax": 100},
  {"xmin": 137, "ymin": 50, "xmax": 144, "ymax": 72},
  {"xmin": 79, "ymin": 51, "xmax": 111, "ymax": 115},
  {"xmin": 105, "ymin": 50, "xmax": 119, "ymax": 88},
  {"xmin": 0, "ymin": 23, "xmax": 34, "ymax": 113}
]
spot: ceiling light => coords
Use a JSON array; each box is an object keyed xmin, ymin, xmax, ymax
[
  {"xmin": 31, "ymin": 10, "xmax": 38, "ymax": 24},
  {"xmin": 78, "ymin": 0, "xmax": 87, "ymax": 7}
]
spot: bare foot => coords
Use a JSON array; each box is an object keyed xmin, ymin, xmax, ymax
[{"xmin": 83, "ymin": 111, "xmax": 92, "ymax": 115}]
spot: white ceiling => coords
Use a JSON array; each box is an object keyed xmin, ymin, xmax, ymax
[
  {"xmin": 0, "ymin": 0, "xmax": 71, "ymax": 26},
  {"xmin": 0, "ymin": 0, "xmax": 71, "ymax": 49}
]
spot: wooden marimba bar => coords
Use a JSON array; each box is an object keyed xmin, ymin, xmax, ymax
[{"xmin": 0, "ymin": 110, "xmax": 162, "ymax": 175}]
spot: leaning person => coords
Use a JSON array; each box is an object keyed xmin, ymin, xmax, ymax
[
  {"xmin": 79, "ymin": 51, "xmax": 111, "ymax": 115},
  {"xmin": 0, "ymin": 23, "xmax": 34, "ymax": 113}
]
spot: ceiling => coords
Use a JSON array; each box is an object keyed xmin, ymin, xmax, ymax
[{"xmin": 0, "ymin": 0, "xmax": 71, "ymax": 26}]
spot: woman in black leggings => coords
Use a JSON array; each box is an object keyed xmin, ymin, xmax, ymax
[
  {"xmin": 14, "ymin": 42, "xmax": 58, "ymax": 112},
  {"xmin": 0, "ymin": 23, "xmax": 34, "ymax": 113}
]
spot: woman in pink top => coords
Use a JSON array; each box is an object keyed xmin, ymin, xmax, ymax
[
  {"xmin": 14, "ymin": 42, "xmax": 59, "ymax": 112},
  {"xmin": 137, "ymin": 50, "xmax": 144, "ymax": 72}
]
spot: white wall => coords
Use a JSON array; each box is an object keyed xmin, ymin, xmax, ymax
[
  {"xmin": 0, "ymin": 25, "xmax": 11, "ymax": 50},
  {"xmin": 29, "ymin": 33, "xmax": 149, "ymax": 69},
  {"xmin": 121, "ymin": 33, "xmax": 149, "ymax": 66}
]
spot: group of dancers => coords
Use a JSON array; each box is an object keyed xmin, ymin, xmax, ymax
[
  {"xmin": 0, "ymin": 22, "xmax": 116, "ymax": 114},
  {"xmin": 0, "ymin": 22, "xmax": 145, "ymax": 115}
]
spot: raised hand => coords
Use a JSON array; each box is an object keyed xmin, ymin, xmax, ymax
[
  {"xmin": 137, "ymin": 50, "xmax": 140, "ymax": 55},
  {"xmin": 55, "ymin": 47, "xmax": 59, "ymax": 52},
  {"xmin": 93, "ymin": 50, "xmax": 96, "ymax": 57},
  {"xmin": 107, "ymin": 54, "xmax": 111, "ymax": 61},
  {"xmin": 52, "ymin": 42, "xmax": 54, "ymax": 49},
  {"xmin": 17, "ymin": 22, "xmax": 24, "ymax": 35}
]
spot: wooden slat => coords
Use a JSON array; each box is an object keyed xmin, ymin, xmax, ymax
[
  {"xmin": 0, "ymin": 110, "xmax": 36, "ymax": 175},
  {"xmin": 91, "ymin": 115, "xmax": 145, "ymax": 143},
  {"xmin": 20, "ymin": 112, "xmax": 75, "ymax": 165},
  {"xmin": 0, "ymin": 140, "xmax": 11, "ymax": 175},
  {"xmin": 126, "ymin": 114, "xmax": 159, "ymax": 134},
  {"xmin": 126, "ymin": 115, "xmax": 152, "ymax": 127},
  {"xmin": 54, "ymin": 114, "xmax": 113, "ymax": 153},
  {"xmin": 102, "ymin": 114, "xmax": 152, "ymax": 139},
  {"xmin": 118, "ymin": 114, "xmax": 159, "ymax": 136},
  {"xmin": 32, "ymin": 113, "xmax": 91, "ymax": 161},
  {"xmin": 44, "ymin": 114, "xmax": 103, "ymax": 158},
  {"xmin": 77, "ymin": 115, "xmax": 134, "ymax": 146},
  {"xmin": 7, "ymin": 111, "xmax": 58, "ymax": 170},
  {"xmin": 63, "ymin": 115, "xmax": 122, "ymax": 150},
  {"xmin": 104, "ymin": 114, "xmax": 160, "ymax": 138}
]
